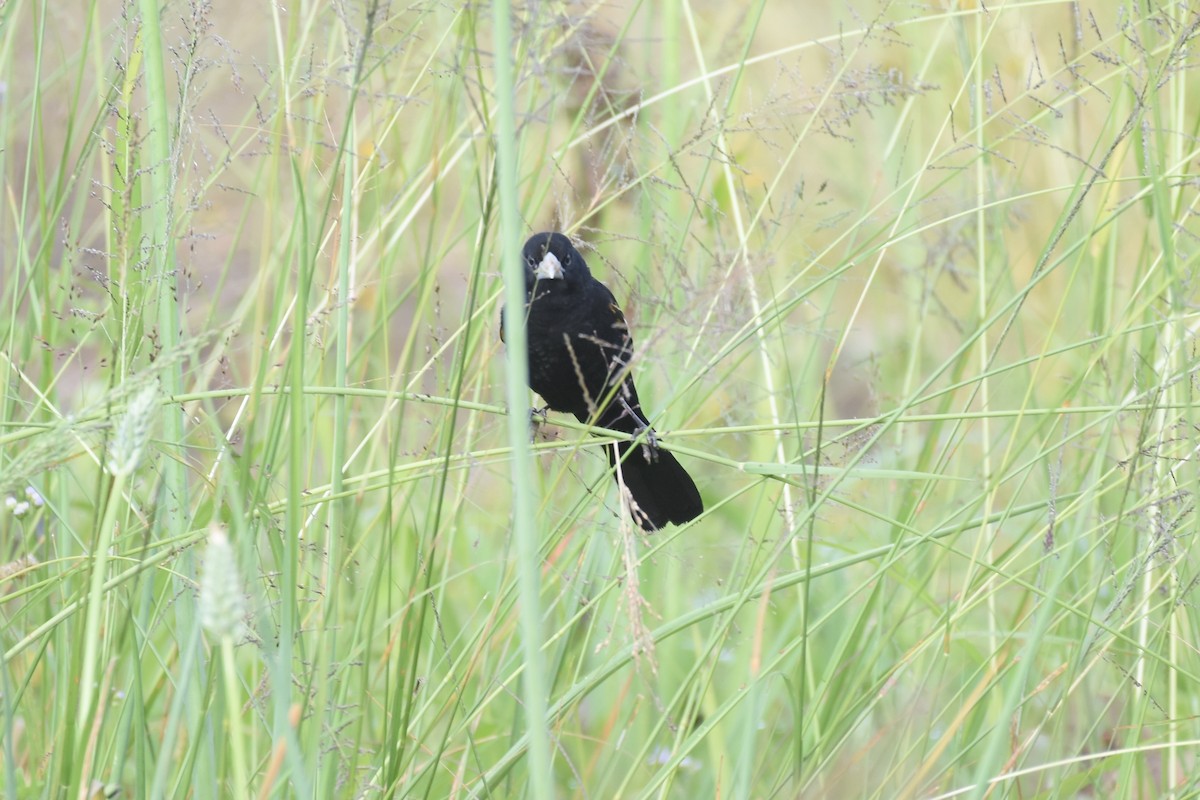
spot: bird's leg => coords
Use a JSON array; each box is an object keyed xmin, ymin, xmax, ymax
[{"xmin": 618, "ymin": 396, "xmax": 659, "ymax": 460}]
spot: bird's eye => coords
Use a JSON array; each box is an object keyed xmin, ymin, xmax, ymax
[{"xmin": 564, "ymin": 253, "xmax": 571, "ymax": 265}]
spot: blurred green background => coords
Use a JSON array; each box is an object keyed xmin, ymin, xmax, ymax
[{"xmin": 2, "ymin": 0, "xmax": 1199, "ymax": 797}]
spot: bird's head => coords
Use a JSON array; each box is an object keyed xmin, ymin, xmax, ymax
[{"xmin": 522, "ymin": 232, "xmax": 588, "ymax": 292}]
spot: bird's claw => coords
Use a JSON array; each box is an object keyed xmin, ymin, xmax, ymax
[
  {"xmin": 529, "ymin": 405, "xmax": 549, "ymax": 440},
  {"xmin": 618, "ymin": 397, "xmax": 660, "ymax": 461},
  {"xmin": 637, "ymin": 424, "xmax": 659, "ymax": 456}
]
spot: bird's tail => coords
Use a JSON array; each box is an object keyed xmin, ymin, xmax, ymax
[{"xmin": 606, "ymin": 438, "xmax": 703, "ymax": 531}]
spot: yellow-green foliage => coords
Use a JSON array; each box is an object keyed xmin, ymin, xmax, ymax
[{"xmin": 1, "ymin": 1, "xmax": 1198, "ymax": 797}]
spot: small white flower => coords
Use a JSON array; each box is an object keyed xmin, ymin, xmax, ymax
[
  {"xmin": 11, "ymin": 501, "xmax": 30, "ymax": 518},
  {"xmin": 24, "ymin": 486, "xmax": 44, "ymax": 507},
  {"xmin": 646, "ymin": 745, "xmax": 700, "ymax": 772}
]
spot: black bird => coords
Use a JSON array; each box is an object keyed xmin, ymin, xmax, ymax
[{"xmin": 503, "ymin": 231, "xmax": 702, "ymax": 530}]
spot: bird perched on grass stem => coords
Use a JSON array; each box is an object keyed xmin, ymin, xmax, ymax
[{"xmin": 503, "ymin": 231, "xmax": 702, "ymax": 530}]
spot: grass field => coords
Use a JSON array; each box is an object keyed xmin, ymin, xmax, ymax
[{"xmin": 2, "ymin": 0, "xmax": 1200, "ymax": 797}]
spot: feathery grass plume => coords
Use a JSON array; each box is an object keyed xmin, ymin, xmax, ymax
[
  {"xmin": 106, "ymin": 385, "xmax": 159, "ymax": 476},
  {"xmin": 199, "ymin": 524, "xmax": 248, "ymax": 643},
  {"xmin": 0, "ymin": 414, "xmax": 108, "ymax": 497},
  {"xmin": 0, "ymin": 554, "xmax": 39, "ymax": 583},
  {"xmin": 0, "ymin": 329, "xmax": 224, "ymax": 496}
]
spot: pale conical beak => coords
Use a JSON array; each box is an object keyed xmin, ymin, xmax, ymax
[{"xmin": 534, "ymin": 251, "xmax": 563, "ymax": 280}]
